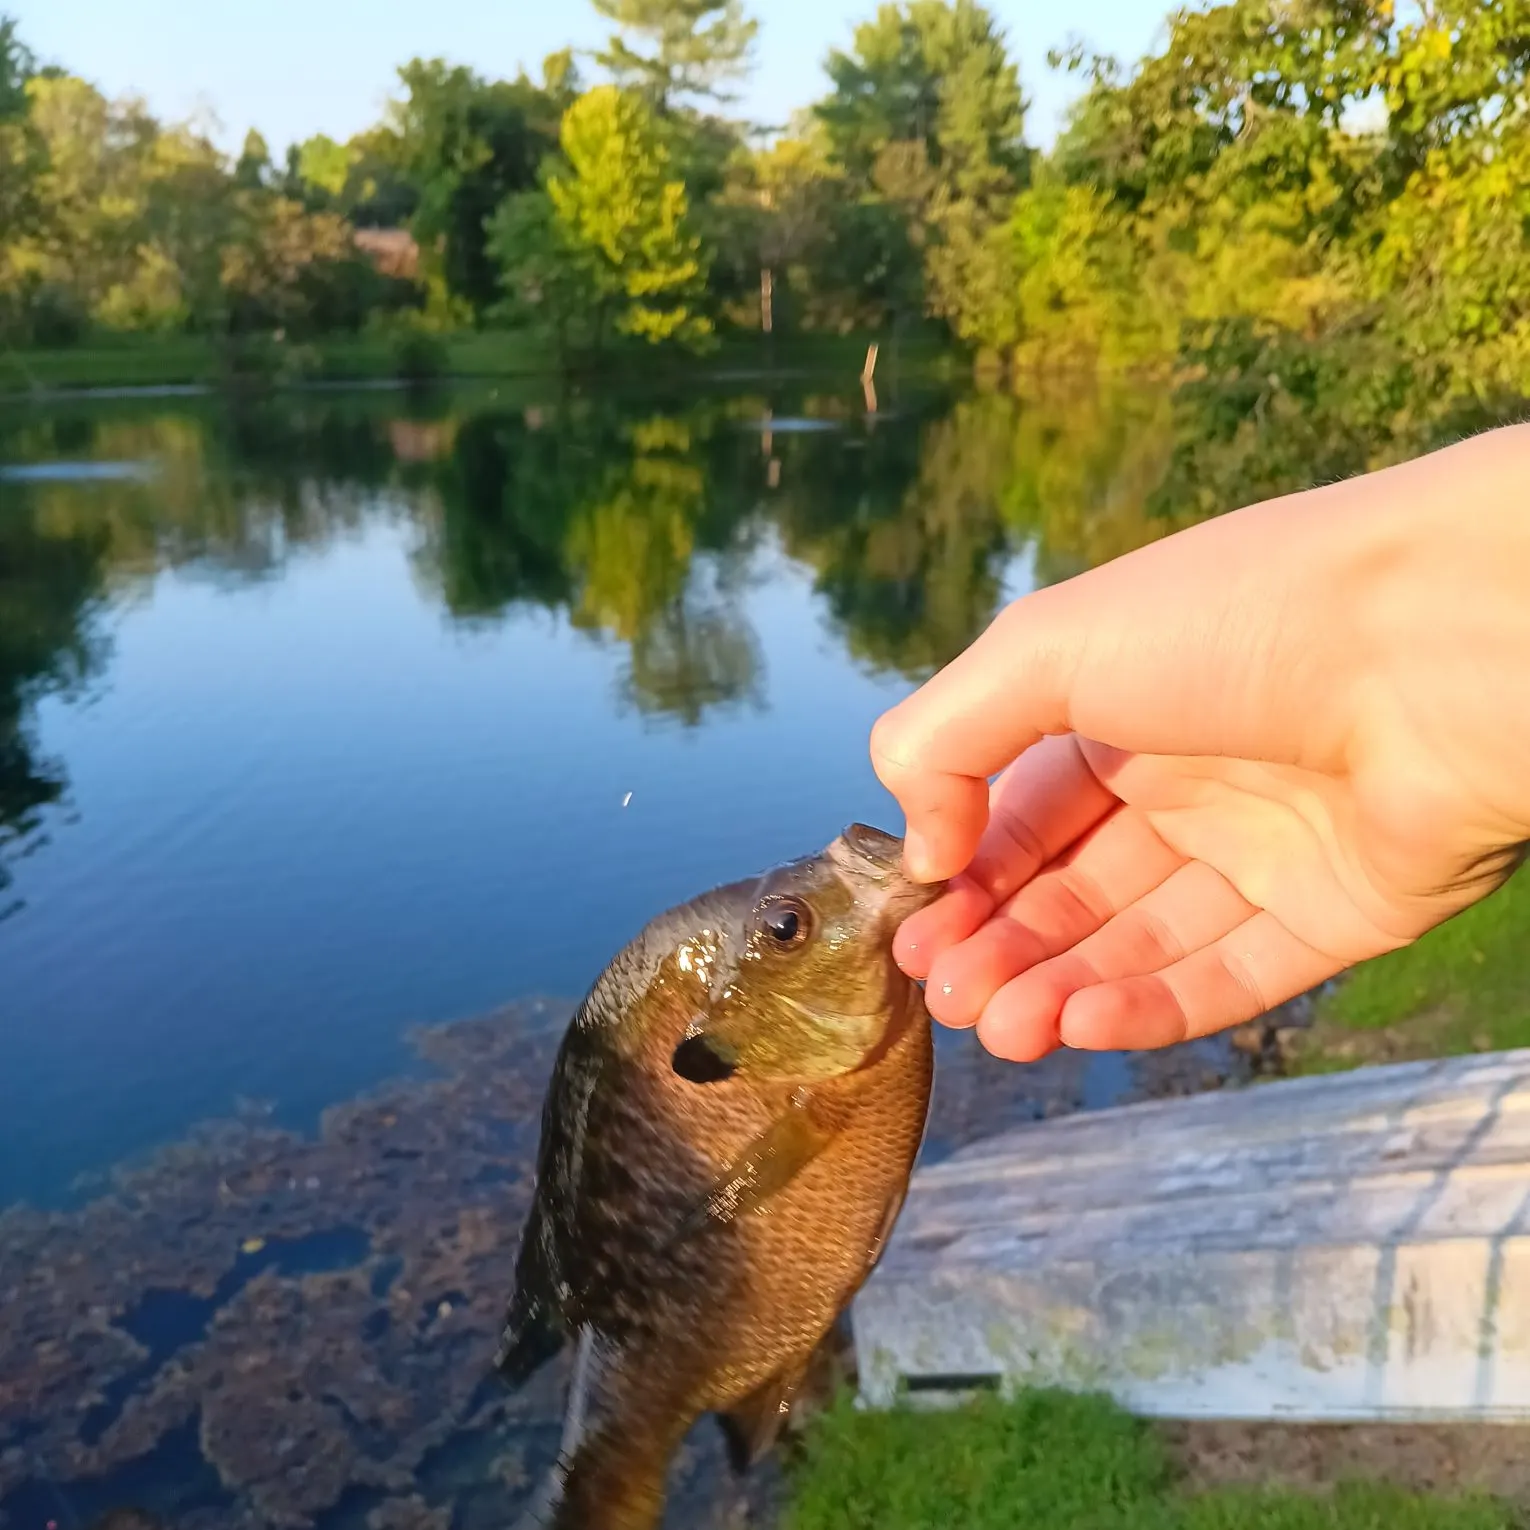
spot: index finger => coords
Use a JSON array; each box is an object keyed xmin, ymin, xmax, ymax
[
  {"xmin": 891, "ymin": 735, "xmax": 1119, "ymax": 978},
  {"xmin": 869, "ymin": 593, "xmax": 1078, "ymax": 881}
]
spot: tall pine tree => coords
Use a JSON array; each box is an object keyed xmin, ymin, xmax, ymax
[{"xmin": 592, "ymin": 0, "xmax": 758, "ymax": 109}]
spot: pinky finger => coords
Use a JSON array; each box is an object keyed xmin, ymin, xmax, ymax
[{"xmin": 1056, "ymin": 912, "xmax": 1344, "ymax": 1052}]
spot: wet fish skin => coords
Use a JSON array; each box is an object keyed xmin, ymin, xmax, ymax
[{"xmin": 498, "ymin": 823, "xmax": 943, "ymax": 1530}]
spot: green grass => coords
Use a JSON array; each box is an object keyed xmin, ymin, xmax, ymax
[
  {"xmin": 0, "ymin": 325, "xmax": 952, "ymax": 395},
  {"xmin": 0, "ymin": 334, "xmax": 229, "ymax": 391},
  {"xmin": 0, "ymin": 330, "xmax": 550, "ymax": 392},
  {"xmin": 1287, "ymin": 868, "xmax": 1530, "ymax": 1076},
  {"xmin": 783, "ymin": 1390, "xmax": 1517, "ymax": 1530}
]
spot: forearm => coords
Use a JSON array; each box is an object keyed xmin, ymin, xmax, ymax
[{"xmin": 1326, "ymin": 422, "xmax": 1530, "ymax": 857}]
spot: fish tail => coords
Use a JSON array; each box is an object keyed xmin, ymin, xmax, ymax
[{"xmin": 513, "ymin": 1328, "xmax": 681, "ymax": 1530}]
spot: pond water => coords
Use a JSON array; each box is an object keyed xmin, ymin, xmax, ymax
[
  {"xmin": 0, "ymin": 371, "xmax": 1197, "ymax": 1214},
  {"xmin": 0, "ymin": 371, "xmax": 1234, "ymax": 1528}
]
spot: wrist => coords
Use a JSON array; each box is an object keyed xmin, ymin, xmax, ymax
[{"xmin": 1334, "ymin": 423, "xmax": 1530, "ymax": 847}]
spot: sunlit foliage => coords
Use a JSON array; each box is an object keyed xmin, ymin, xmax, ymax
[{"xmin": 0, "ymin": 0, "xmax": 1527, "ymax": 404}]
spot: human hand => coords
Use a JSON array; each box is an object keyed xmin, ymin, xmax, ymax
[{"xmin": 870, "ymin": 425, "xmax": 1530, "ymax": 1061}]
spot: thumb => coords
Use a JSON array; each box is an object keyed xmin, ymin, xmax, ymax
[
  {"xmin": 870, "ymin": 583, "xmax": 1081, "ymax": 882},
  {"xmin": 869, "ymin": 489, "xmax": 1330, "ymax": 883}
]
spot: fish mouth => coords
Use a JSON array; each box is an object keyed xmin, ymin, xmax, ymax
[
  {"xmin": 828, "ymin": 822, "xmax": 948, "ymax": 917},
  {"xmin": 841, "ymin": 822, "xmax": 904, "ymax": 870}
]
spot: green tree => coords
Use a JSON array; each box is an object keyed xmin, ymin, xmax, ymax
[
  {"xmin": 800, "ymin": 192, "xmax": 924, "ymax": 333},
  {"xmin": 0, "ymin": 16, "xmax": 43, "ymax": 307},
  {"xmin": 0, "ymin": 16, "xmax": 31, "ymax": 119},
  {"xmin": 592, "ymin": 0, "xmax": 759, "ymax": 109},
  {"xmin": 504, "ymin": 85, "xmax": 713, "ymax": 353},
  {"xmin": 1008, "ymin": 0, "xmax": 1393, "ymax": 375},
  {"xmin": 815, "ymin": 1, "xmax": 1028, "ymax": 348},
  {"xmin": 287, "ymin": 126, "xmax": 417, "ymax": 227},
  {"xmin": 487, "ymin": 186, "xmax": 593, "ymax": 365},
  {"xmin": 4, "ymin": 74, "xmax": 202, "ymax": 333},
  {"xmin": 1005, "ymin": 172, "xmax": 1168, "ymax": 374},
  {"xmin": 713, "ymin": 134, "xmax": 841, "ymax": 333},
  {"xmin": 294, "ymin": 133, "xmax": 352, "ymax": 199},
  {"xmin": 388, "ymin": 58, "xmax": 560, "ymax": 318},
  {"xmin": 220, "ymin": 193, "xmax": 381, "ymax": 336},
  {"xmin": 141, "ymin": 131, "xmax": 238, "ymax": 334},
  {"xmin": 234, "ymin": 127, "xmax": 271, "ymax": 189},
  {"xmin": 1365, "ymin": 0, "xmax": 1530, "ymax": 402}
]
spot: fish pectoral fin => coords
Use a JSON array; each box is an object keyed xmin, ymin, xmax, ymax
[
  {"xmin": 718, "ymin": 1360, "xmax": 810, "ymax": 1476},
  {"xmin": 673, "ymin": 1092, "xmax": 845, "ymax": 1243},
  {"xmin": 495, "ymin": 1299, "xmax": 565, "ymax": 1390},
  {"xmin": 867, "ymin": 1182, "xmax": 909, "ymax": 1270},
  {"xmin": 496, "ymin": 1221, "xmax": 568, "ymax": 1390}
]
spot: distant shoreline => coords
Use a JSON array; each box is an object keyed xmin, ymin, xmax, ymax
[{"xmin": 0, "ymin": 329, "xmax": 956, "ymax": 404}]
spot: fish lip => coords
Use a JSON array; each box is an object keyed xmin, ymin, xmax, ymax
[
  {"xmin": 840, "ymin": 822, "xmax": 904, "ymax": 871},
  {"xmin": 828, "ymin": 823, "xmax": 948, "ymax": 916}
]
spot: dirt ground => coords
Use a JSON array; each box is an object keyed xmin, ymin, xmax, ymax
[{"xmin": 1161, "ymin": 1417, "xmax": 1530, "ymax": 1504}]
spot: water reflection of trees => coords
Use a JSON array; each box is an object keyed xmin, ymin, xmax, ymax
[
  {"xmin": 2, "ymin": 405, "xmax": 396, "ymax": 585},
  {"xmin": 0, "ymin": 492, "xmax": 109, "ymax": 912},
  {"xmin": 411, "ymin": 400, "xmax": 768, "ymax": 725},
  {"xmin": 3, "ymin": 371, "xmax": 1496, "ymax": 901},
  {"xmin": 0, "ymin": 399, "xmax": 407, "ymax": 910},
  {"xmin": 771, "ymin": 397, "xmax": 1015, "ymax": 680}
]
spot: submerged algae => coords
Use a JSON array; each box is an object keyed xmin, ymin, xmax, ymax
[{"xmin": 0, "ymin": 1001, "xmax": 1252, "ymax": 1529}]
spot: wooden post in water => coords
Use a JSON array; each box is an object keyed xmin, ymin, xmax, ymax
[
  {"xmin": 760, "ymin": 266, "xmax": 776, "ymax": 371},
  {"xmin": 862, "ymin": 343, "xmax": 880, "ymax": 415}
]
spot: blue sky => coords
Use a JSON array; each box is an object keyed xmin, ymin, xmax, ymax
[{"xmin": 11, "ymin": 0, "xmax": 1171, "ymax": 157}]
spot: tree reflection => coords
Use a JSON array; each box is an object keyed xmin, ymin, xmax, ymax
[
  {"xmin": 0, "ymin": 396, "xmax": 410, "ymax": 912},
  {"xmin": 623, "ymin": 583, "xmax": 764, "ymax": 726},
  {"xmin": 0, "ymin": 489, "xmax": 110, "ymax": 913},
  {"xmin": 1, "ymin": 369, "xmax": 1489, "ymax": 907},
  {"xmin": 768, "ymin": 398, "xmax": 1009, "ymax": 680},
  {"xmin": 418, "ymin": 401, "xmax": 766, "ymax": 726},
  {"xmin": 412, "ymin": 406, "xmax": 582, "ymax": 617},
  {"xmin": 1002, "ymin": 379, "xmax": 1182, "ymax": 586},
  {"xmin": 0, "ymin": 402, "xmax": 395, "ymax": 587}
]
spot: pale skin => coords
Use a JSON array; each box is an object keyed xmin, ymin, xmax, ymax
[{"xmin": 869, "ymin": 422, "xmax": 1530, "ymax": 1063}]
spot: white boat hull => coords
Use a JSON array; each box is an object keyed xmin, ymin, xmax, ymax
[{"xmin": 853, "ymin": 1048, "xmax": 1530, "ymax": 1422}]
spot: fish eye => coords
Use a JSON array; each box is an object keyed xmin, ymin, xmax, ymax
[{"xmin": 758, "ymin": 896, "xmax": 811, "ymax": 947}]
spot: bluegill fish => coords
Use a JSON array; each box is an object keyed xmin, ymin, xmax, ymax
[{"xmin": 498, "ymin": 824, "xmax": 943, "ymax": 1530}]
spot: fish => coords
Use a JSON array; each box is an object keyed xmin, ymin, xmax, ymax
[{"xmin": 497, "ymin": 822, "xmax": 944, "ymax": 1530}]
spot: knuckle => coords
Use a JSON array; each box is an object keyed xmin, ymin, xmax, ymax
[
  {"xmin": 992, "ymin": 810, "xmax": 1048, "ymax": 876},
  {"xmin": 1051, "ymin": 865, "xmax": 1116, "ymax": 928},
  {"xmin": 868, "ymin": 709, "xmax": 915, "ymax": 779},
  {"xmin": 1134, "ymin": 908, "xmax": 1186, "ymax": 967},
  {"xmin": 1218, "ymin": 950, "xmax": 1270, "ymax": 1020}
]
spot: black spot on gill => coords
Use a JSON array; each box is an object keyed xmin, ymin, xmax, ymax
[{"xmin": 672, "ymin": 1035, "xmax": 738, "ymax": 1084}]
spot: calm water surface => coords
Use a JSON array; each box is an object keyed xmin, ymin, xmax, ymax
[{"xmin": 0, "ymin": 375, "xmax": 1185, "ymax": 1213}]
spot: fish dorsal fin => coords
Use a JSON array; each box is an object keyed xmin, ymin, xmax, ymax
[{"xmin": 717, "ymin": 1360, "xmax": 809, "ymax": 1476}]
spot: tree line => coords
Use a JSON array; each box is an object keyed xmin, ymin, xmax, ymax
[{"xmin": 0, "ymin": 0, "xmax": 1527, "ymax": 413}]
